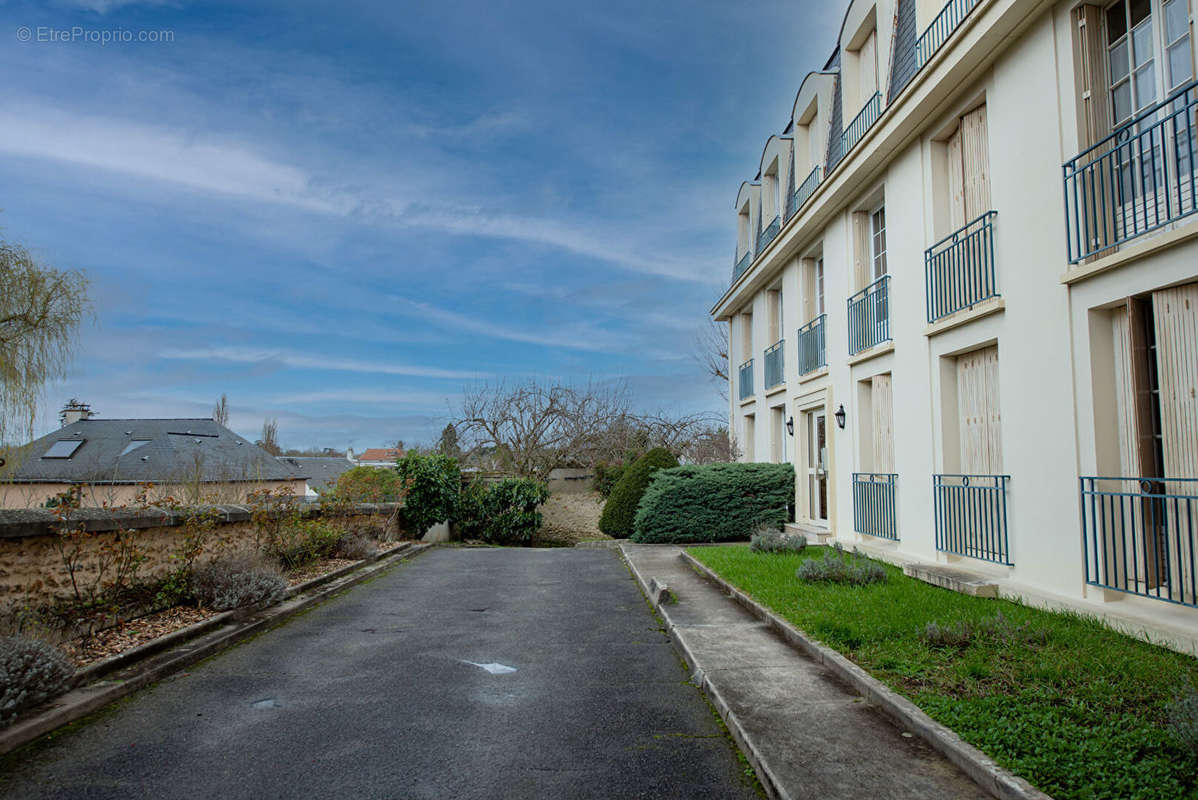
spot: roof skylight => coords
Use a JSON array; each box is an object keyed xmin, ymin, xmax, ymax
[
  {"xmin": 120, "ymin": 440, "xmax": 152, "ymax": 456},
  {"xmin": 43, "ymin": 440, "xmax": 84, "ymax": 459}
]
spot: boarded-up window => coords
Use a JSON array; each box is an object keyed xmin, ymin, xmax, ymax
[
  {"xmin": 945, "ymin": 104, "xmax": 991, "ymax": 230},
  {"xmin": 957, "ymin": 345, "xmax": 1002, "ymax": 474},
  {"xmin": 872, "ymin": 374, "xmax": 895, "ymax": 473}
]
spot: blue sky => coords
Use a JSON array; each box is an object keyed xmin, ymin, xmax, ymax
[{"xmin": 0, "ymin": 0, "xmax": 840, "ymax": 450}]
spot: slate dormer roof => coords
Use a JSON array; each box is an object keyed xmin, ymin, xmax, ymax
[{"xmin": 3, "ymin": 418, "xmax": 303, "ymax": 484}]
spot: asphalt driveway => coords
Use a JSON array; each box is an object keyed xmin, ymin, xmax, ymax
[{"xmin": 1, "ymin": 548, "xmax": 760, "ymax": 799}]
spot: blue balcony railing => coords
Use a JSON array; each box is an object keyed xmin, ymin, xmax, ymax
[
  {"xmin": 847, "ymin": 275, "xmax": 890, "ymax": 355},
  {"xmin": 738, "ymin": 358, "xmax": 754, "ymax": 401},
  {"xmin": 757, "ymin": 215, "xmax": 781, "ymax": 254},
  {"xmin": 933, "ymin": 474, "xmax": 1011, "ymax": 564},
  {"xmin": 796, "ymin": 315, "xmax": 826, "ymax": 375},
  {"xmin": 916, "ymin": 0, "xmax": 984, "ymax": 69},
  {"xmin": 1063, "ymin": 80, "xmax": 1198, "ymax": 264},
  {"xmin": 924, "ymin": 210, "xmax": 998, "ymax": 324},
  {"xmin": 853, "ymin": 473, "xmax": 898, "ymax": 540},
  {"xmin": 764, "ymin": 340, "xmax": 784, "ymax": 389},
  {"xmin": 841, "ymin": 92, "xmax": 882, "ymax": 155},
  {"xmin": 790, "ymin": 165, "xmax": 822, "ymax": 221},
  {"xmin": 1081, "ymin": 476, "xmax": 1198, "ymax": 608},
  {"xmin": 732, "ymin": 249, "xmax": 753, "ymax": 282}
]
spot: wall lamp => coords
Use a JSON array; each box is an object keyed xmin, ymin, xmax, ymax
[
  {"xmin": 834, "ymin": 404, "xmax": 846, "ymax": 430},
  {"xmin": 785, "ymin": 416, "xmax": 794, "ymax": 436}
]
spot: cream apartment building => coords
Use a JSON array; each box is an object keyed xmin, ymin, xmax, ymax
[{"xmin": 714, "ymin": 0, "xmax": 1198, "ymax": 643}]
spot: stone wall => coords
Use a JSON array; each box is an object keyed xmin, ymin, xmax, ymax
[{"xmin": 0, "ymin": 502, "xmax": 402, "ymax": 611}]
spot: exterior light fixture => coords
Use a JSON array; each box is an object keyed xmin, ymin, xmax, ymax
[
  {"xmin": 834, "ymin": 404, "xmax": 846, "ymax": 430},
  {"xmin": 785, "ymin": 416, "xmax": 794, "ymax": 436}
]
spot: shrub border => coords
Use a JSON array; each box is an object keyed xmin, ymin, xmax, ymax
[
  {"xmin": 678, "ymin": 549, "xmax": 1053, "ymax": 800},
  {"xmin": 0, "ymin": 541, "xmax": 430, "ymax": 756}
]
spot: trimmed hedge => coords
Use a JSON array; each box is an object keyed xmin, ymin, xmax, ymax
[
  {"xmin": 598, "ymin": 448, "xmax": 679, "ymax": 537},
  {"xmin": 631, "ymin": 462, "xmax": 794, "ymax": 544}
]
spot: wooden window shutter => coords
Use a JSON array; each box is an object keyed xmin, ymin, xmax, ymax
[
  {"xmin": 957, "ymin": 346, "xmax": 1002, "ymax": 474},
  {"xmin": 1152, "ymin": 283, "xmax": 1198, "ymax": 480},
  {"xmin": 852, "ymin": 211, "xmax": 870, "ymax": 292},
  {"xmin": 1072, "ymin": 5, "xmax": 1113, "ymax": 151},
  {"xmin": 871, "ymin": 374, "xmax": 895, "ymax": 473},
  {"xmin": 860, "ymin": 31, "xmax": 878, "ymax": 100},
  {"xmin": 961, "ymin": 104, "xmax": 991, "ymax": 221},
  {"xmin": 1110, "ymin": 307, "xmax": 1141, "ymax": 476},
  {"xmin": 946, "ymin": 125, "xmax": 966, "ymax": 231}
]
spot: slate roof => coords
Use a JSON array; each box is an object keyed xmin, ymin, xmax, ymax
[
  {"xmin": 3, "ymin": 419, "xmax": 303, "ymax": 484},
  {"xmin": 277, "ymin": 456, "xmax": 354, "ymax": 492}
]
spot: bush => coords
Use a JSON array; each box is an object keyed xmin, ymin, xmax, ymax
[
  {"xmin": 630, "ymin": 462, "xmax": 794, "ymax": 544},
  {"xmin": 396, "ymin": 452, "xmax": 461, "ymax": 538},
  {"xmin": 919, "ymin": 612, "xmax": 1050, "ymax": 650},
  {"xmin": 262, "ymin": 518, "xmax": 342, "ymax": 569},
  {"xmin": 453, "ymin": 479, "xmax": 489, "ymax": 541},
  {"xmin": 0, "ymin": 636, "xmax": 75, "ymax": 725},
  {"xmin": 750, "ymin": 525, "xmax": 807, "ymax": 554},
  {"xmin": 478, "ymin": 478, "xmax": 550, "ymax": 545},
  {"xmin": 330, "ymin": 466, "xmax": 404, "ymax": 503},
  {"xmin": 599, "ymin": 448, "xmax": 679, "ymax": 537},
  {"xmin": 592, "ymin": 462, "xmax": 627, "ymax": 499},
  {"xmin": 1168, "ymin": 687, "xmax": 1198, "ymax": 756},
  {"xmin": 191, "ymin": 554, "xmax": 288, "ymax": 611},
  {"xmin": 334, "ymin": 532, "xmax": 378, "ymax": 560},
  {"xmin": 795, "ymin": 546, "xmax": 887, "ymax": 585}
]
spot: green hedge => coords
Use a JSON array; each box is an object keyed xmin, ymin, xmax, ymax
[
  {"xmin": 631, "ymin": 463, "xmax": 794, "ymax": 544},
  {"xmin": 598, "ymin": 447, "xmax": 678, "ymax": 537}
]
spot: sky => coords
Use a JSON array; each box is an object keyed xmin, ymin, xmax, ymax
[{"xmin": 0, "ymin": 0, "xmax": 841, "ymax": 450}]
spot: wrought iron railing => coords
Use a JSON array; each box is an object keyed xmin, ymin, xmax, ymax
[
  {"xmin": 1080, "ymin": 476, "xmax": 1198, "ymax": 607},
  {"xmin": 853, "ymin": 473, "xmax": 898, "ymax": 540},
  {"xmin": 733, "ymin": 249, "xmax": 753, "ymax": 282},
  {"xmin": 789, "ymin": 165, "xmax": 822, "ymax": 222},
  {"xmin": 847, "ymin": 275, "xmax": 890, "ymax": 355},
  {"xmin": 1063, "ymin": 80, "xmax": 1198, "ymax": 263},
  {"xmin": 757, "ymin": 215, "xmax": 781, "ymax": 254},
  {"xmin": 841, "ymin": 92, "xmax": 882, "ymax": 156},
  {"xmin": 763, "ymin": 340, "xmax": 784, "ymax": 389},
  {"xmin": 924, "ymin": 210, "xmax": 998, "ymax": 323},
  {"xmin": 933, "ymin": 474, "xmax": 1011, "ymax": 564},
  {"xmin": 916, "ymin": 0, "xmax": 984, "ymax": 69},
  {"xmin": 738, "ymin": 358, "xmax": 754, "ymax": 401},
  {"xmin": 796, "ymin": 315, "xmax": 826, "ymax": 375}
]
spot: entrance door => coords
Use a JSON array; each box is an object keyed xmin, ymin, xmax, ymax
[{"xmin": 806, "ymin": 409, "xmax": 828, "ymax": 522}]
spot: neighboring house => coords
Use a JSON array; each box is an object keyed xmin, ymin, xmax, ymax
[
  {"xmin": 0, "ymin": 410, "xmax": 307, "ymax": 508},
  {"xmin": 349, "ymin": 447, "xmax": 404, "ymax": 468},
  {"xmin": 278, "ymin": 455, "xmax": 355, "ymax": 497},
  {"xmin": 714, "ymin": 0, "xmax": 1198, "ymax": 636}
]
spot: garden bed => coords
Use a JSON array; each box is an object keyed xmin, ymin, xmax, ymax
[{"xmin": 688, "ymin": 544, "xmax": 1198, "ymax": 800}]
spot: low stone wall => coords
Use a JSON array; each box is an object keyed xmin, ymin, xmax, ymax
[{"xmin": 0, "ymin": 502, "xmax": 403, "ymax": 611}]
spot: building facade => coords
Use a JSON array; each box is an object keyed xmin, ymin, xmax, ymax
[{"xmin": 714, "ymin": 0, "xmax": 1198, "ymax": 643}]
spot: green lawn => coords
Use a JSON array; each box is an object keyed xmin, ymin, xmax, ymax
[{"xmin": 688, "ymin": 544, "xmax": 1198, "ymax": 800}]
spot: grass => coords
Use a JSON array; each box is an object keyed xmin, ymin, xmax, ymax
[{"xmin": 688, "ymin": 544, "xmax": 1198, "ymax": 800}]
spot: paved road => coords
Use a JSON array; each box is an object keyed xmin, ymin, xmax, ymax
[{"xmin": 1, "ymin": 549, "xmax": 760, "ymax": 800}]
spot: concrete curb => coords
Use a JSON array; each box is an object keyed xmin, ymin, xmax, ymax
[
  {"xmin": 618, "ymin": 544, "xmax": 790, "ymax": 800},
  {"xmin": 678, "ymin": 550, "xmax": 1054, "ymax": 800},
  {"xmin": 0, "ymin": 542, "xmax": 432, "ymax": 756}
]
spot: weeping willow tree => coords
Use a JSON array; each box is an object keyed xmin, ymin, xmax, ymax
[{"xmin": 0, "ymin": 237, "xmax": 89, "ymax": 448}]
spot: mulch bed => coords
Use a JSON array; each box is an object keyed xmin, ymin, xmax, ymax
[{"xmin": 64, "ymin": 605, "xmax": 218, "ymax": 668}]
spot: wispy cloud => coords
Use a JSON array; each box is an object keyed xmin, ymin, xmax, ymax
[{"xmin": 159, "ymin": 346, "xmax": 486, "ymax": 380}]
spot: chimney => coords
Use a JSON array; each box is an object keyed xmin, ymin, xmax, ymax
[
  {"xmin": 60, "ymin": 399, "xmax": 94, "ymax": 427},
  {"xmin": 347, "ymin": 446, "xmax": 356, "ymax": 464}
]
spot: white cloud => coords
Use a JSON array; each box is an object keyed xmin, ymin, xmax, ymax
[{"xmin": 159, "ymin": 346, "xmax": 486, "ymax": 380}]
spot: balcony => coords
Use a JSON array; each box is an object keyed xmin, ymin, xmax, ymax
[
  {"xmin": 732, "ymin": 249, "xmax": 753, "ymax": 282},
  {"xmin": 738, "ymin": 358, "xmax": 755, "ymax": 401},
  {"xmin": 916, "ymin": 0, "xmax": 984, "ymax": 69},
  {"xmin": 933, "ymin": 474, "xmax": 1011, "ymax": 564},
  {"xmin": 924, "ymin": 210, "xmax": 998, "ymax": 324},
  {"xmin": 841, "ymin": 92, "xmax": 882, "ymax": 156},
  {"xmin": 763, "ymin": 340, "xmax": 784, "ymax": 390},
  {"xmin": 1063, "ymin": 80, "xmax": 1198, "ymax": 264},
  {"xmin": 847, "ymin": 275, "xmax": 890, "ymax": 355},
  {"xmin": 796, "ymin": 315, "xmax": 826, "ymax": 375},
  {"xmin": 853, "ymin": 473, "xmax": 898, "ymax": 540},
  {"xmin": 1080, "ymin": 476, "xmax": 1198, "ymax": 607},
  {"xmin": 757, "ymin": 215, "xmax": 781, "ymax": 255},
  {"xmin": 789, "ymin": 165, "xmax": 822, "ymax": 222}
]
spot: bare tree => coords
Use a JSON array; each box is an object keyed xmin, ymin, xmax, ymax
[
  {"xmin": 0, "ymin": 237, "xmax": 89, "ymax": 446},
  {"xmin": 257, "ymin": 418, "xmax": 281, "ymax": 456},
  {"xmin": 457, "ymin": 380, "xmax": 630, "ymax": 482},
  {"xmin": 694, "ymin": 319, "xmax": 729, "ymax": 401},
  {"xmin": 212, "ymin": 393, "xmax": 229, "ymax": 427}
]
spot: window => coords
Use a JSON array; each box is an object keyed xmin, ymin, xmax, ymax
[
  {"xmin": 43, "ymin": 440, "xmax": 83, "ymax": 459},
  {"xmin": 870, "ymin": 205, "xmax": 888, "ymax": 278},
  {"xmin": 1163, "ymin": 0, "xmax": 1192, "ymax": 90},
  {"xmin": 1107, "ymin": 0, "xmax": 1157, "ymax": 124}
]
